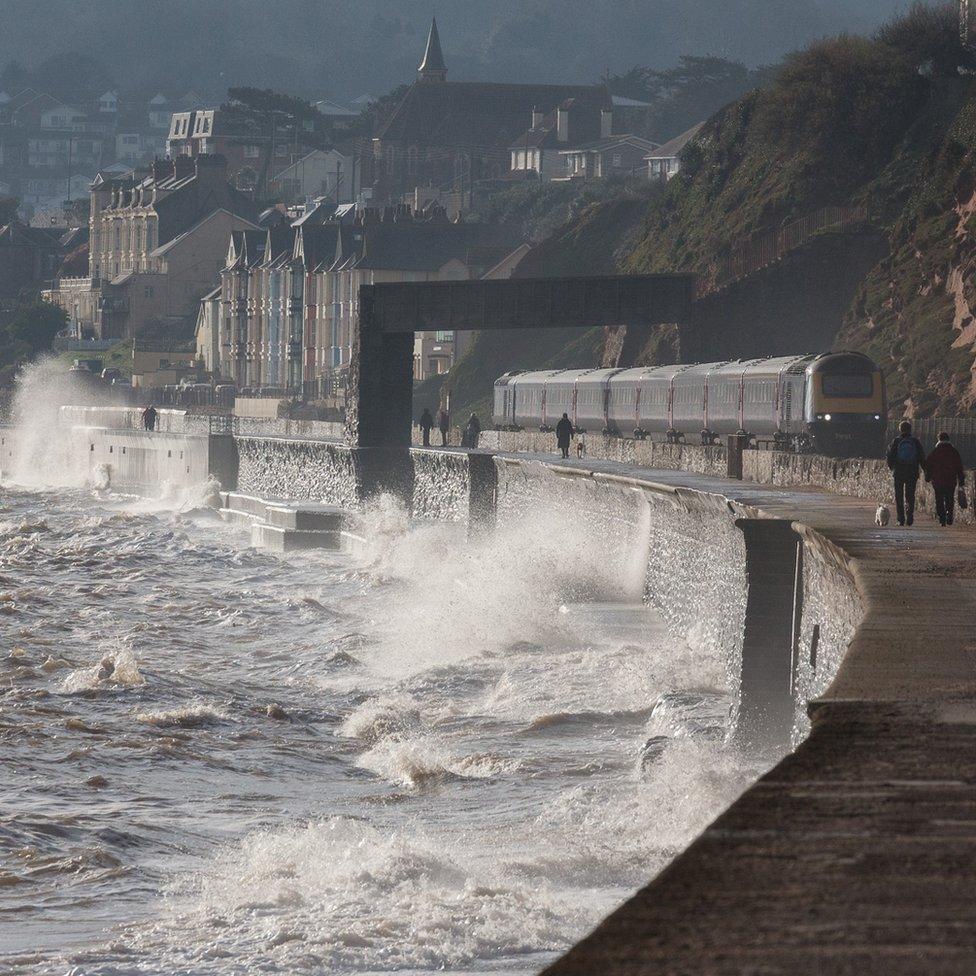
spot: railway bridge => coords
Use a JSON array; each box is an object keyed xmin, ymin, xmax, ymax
[{"xmin": 347, "ymin": 274, "xmax": 695, "ymax": 461}]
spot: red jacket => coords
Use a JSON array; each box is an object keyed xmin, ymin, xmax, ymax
[{"xmin": 925, "ymin": 442, "xmax": 965, "ymax": 489}]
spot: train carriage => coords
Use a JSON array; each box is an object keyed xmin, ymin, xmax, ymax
[{"xmin": 494, "ymin": 351, "xmax": 887, "ymax": 457}]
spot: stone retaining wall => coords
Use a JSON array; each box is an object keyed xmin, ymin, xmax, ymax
[
  {"xmin": 479, "ymin": 429, "xmax": 728, "ymax": 477},
  {"xmin": 745, "ymin": 450, "xmax": 976, "ymax": 525}
]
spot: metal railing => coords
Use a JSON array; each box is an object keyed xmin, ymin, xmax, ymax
[
  {"xmin": 696, "ymin": 204, "xmax": 873, "ymax": 299},
  {"xmin": 901, "ymin": 417, "xmax": 976, "ymax": 467}
]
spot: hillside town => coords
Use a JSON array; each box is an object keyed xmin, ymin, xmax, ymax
[{"xmin": 0, "ymin": 19, "xmax": 705, "ymax": 413}]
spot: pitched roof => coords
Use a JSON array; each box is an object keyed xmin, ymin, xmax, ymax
[
  {"xmin": 558, "ymin": 134, "xmax": 660, "ymax": 155},
  {"xmin": 340, "ymin": 218, "xmax": 519, "ymax": 274},
  {"xmin": 645, "ymin": 122, "xmax": 705, "ymax": 160},
  {"xmin": 152, "ymin": 209, "xmax": 260, "ymax": 258},
  {"xmin": 508, "ymin": 94, "xmax": 612, "ymax": 150},
  {"xmin": 0, "ymin": 220, "xmax": 62, "ymax": 248},
  {"xmin": 419, "ymin": 18, "xmax": 447, "ymax": 77},
  {"xmin": 377, "ymin": 81, "xmax": 611, "ymax": 149}
]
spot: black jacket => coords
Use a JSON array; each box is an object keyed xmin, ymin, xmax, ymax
[
  {"xmin": 555, "ymin": 417, "xmax": 574, "ymax": 445},
  {"xmin": 886, "ymin": 435, "xmax": 926, "ymax": 479}
]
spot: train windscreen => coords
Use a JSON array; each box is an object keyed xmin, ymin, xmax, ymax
[{"xmin": 821, "ymin": 374, "xmax": 874, "ymax": 398}]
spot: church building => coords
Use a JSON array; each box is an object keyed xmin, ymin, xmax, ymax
[{"xmin": 371, "ymin": 18, "xmax": 612, "ymax": 203}]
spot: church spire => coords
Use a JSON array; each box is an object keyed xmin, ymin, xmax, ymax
[{"xmin": 418, "ymin": 17, "xmax": 447, "ymax": 82}]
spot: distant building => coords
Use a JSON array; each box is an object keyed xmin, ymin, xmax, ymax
[
  {"xmin": 271, "ymin": 148, "xmax": 360, "ymax": 204},
  {"xmin": 558, "ymin": 134, "xmax": 659, "ymax": 180},
  {"xmin": 0, "ymin": 220, "xmax": 63, "ymax": 300},
  {"xmin": 372, "ymin": 18, "xmax": 612, "ymax": 204},
  {"xmin": 44, "ymin": 154, "xmax": 259, "ymax": 338},
  {"xmin": 509, "ymin": 99, "xmax": 616, "ymax": 179},
  {"xmin": 645, "ymin": 122, "xmax": 705, "ymax": 181}
]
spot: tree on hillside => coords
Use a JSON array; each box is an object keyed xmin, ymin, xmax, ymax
[
  {"xmin": 876, "ymin": 1, "xmax": 972, "ymax": 75},
  {"xmin": 610, "ymin": 56, "xmax": 771, "ymax": 142},
  {"xmin": 227, "ymin": 86, "xmax": 322, "ymax": 122},
  {"xmin": 4, "ymin": 300, "xmax": 67, "ymax": 363},
  {"xmin": 0, "ymin": 197, "xmax": 20, "ymax": 226}
]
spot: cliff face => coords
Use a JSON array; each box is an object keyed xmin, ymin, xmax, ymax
[{"xmin": 836, "ymin": 93, "xmax": 976, "ymax": 416}]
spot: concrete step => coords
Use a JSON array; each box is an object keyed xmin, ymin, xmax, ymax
[
  {"xmin": 218, "ymin": 507, "xmax": 264, "ymax": 528},
  {"xmin": 265, "ymin": 503, "xmax": 344, "ymax": 532},
  {"xmin": 221, "ymin": 492, "xmax": 279, "ymax": 519},
  {"xmin": 251, "ymin": 523, "xmax": 343, "ymax": 553}
]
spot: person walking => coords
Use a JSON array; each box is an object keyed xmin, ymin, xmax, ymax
[
  {"xmin": 925, "ymin": 432, "xmax": 965, "ymax": 526},
  {"xmin": 142, "ymin": 404, "xmax": 157, "ymax": 432},
  {"xmin": 555, "ymin": 412, "xmax": 573, "ymax": 459},
  {"xmin": 886, "ymin": 420, "xmax": 926, "ymax": 526},
  {"xmin": 419, "ymin": 407, "xmax": 434, "ymax": 447},
  {"xmin": 463, "ymin": 413, "xmax": 481, "ymax": 449},
  {"xmin": 437, "ymin": 407, "xmax": 450, "ymax": 447}
]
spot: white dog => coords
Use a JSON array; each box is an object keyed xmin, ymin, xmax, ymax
[{"xmin": 875, "ymin": 504, "xmax": 891, "ymax": 527}]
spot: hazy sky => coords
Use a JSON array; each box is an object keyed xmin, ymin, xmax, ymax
[{"xmin": 1, "ymin": 0, "xmax": 914, "ymax": 100}]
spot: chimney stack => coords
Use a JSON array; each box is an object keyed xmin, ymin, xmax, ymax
[
  {"xmin": 173, "ymin": 155, "xmax": 194, "ymax": 180},
  {"xmin": 194, "ymin": 153, "xmax": 228, "ymax": 184},
  {"xmin": 557, "ymin": 107, "xmax": 570, "ymax": 143},
  {"xmin": 601, "ymin": 109, "xmax": 613, "ymax": 139},
  {"xmin": 531, "ymin": 106, "xmax": 543, "ymax": 128}
]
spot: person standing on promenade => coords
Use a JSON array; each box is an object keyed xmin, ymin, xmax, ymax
[
  {"xmin": 886, "ymin": 420, "xmax": 926, "ymax": 526},
  {"xmin": 142, "ymin": 404, "xmax": 157, "ymax": 432},
  {"xmin": 437, "ymin": 407, "xmax": 450, "ymax": 446},
  {"xmin": 925, "ymin": 432, "xmax": 965, "ymax": 526},
  {"xmin": 555, "ymin": 412, "xmax": 574, "ymax": 459},
  {"xmin": 419, "ymin": 407, "xmax": 434, "ymax": 447},
  {"xmin": 463, "ymin": 413, "xmax": 481, "ymax": 449}
]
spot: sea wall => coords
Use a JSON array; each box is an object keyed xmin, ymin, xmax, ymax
[
  {"xmin": 490, "ymin": 457, "xmax": 861, "ymax": 745},
  {"xmin": 479, "ymin": 429, "xmax": 729, "ymax": 477},
  {"xmin": 235, "ymin": 436, "xmax": 359, "ymax": 510}
]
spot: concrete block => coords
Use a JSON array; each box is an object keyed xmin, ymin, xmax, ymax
[
  {"xmin": 264, "ymin": 503, "xmax": 344, "ymax": 531},
  {"xmin": 251, "ymin": 523, "xmax": 343, "ymax": 552}
]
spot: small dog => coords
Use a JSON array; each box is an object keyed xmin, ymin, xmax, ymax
[
  {"xmin": 875, "ymin": 504, "xmax": 891, "ymax": 527},
  {"xmin": 576, "ymin": 440, "xmax": 585, "ymax": 458}
]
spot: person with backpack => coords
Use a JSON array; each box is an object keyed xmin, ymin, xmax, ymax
[
  {"xmin": 886, "ymin": 420, "xmax": 927, "ymax": 526},
  {"xmin": 925, "ymin": 432, "xmax": 966, "ymax": 526}
]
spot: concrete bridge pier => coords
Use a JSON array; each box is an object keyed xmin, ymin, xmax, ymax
[
  {"xmin": 345, "ymin": 288, "xmax": 416, "ymax": 504},
  {"xmin": 735, "ymin": 518, "xmax": 802, "ymax": 749}
]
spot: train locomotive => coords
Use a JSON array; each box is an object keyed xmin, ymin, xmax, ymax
[{"xmin": 493, "ymin": 352, "xmax": 887, "ymax": 457}]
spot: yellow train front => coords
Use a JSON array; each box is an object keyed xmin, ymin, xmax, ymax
[{"xmin": 803, "ymin": 352, "xmax": 887, "ymax": 457}]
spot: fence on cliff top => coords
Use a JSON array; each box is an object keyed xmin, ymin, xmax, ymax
[
  {"xmin": 695, "ymin": 204, "xmax": 873, "ymax": 299},
  {"xmin": 905, "ymin": 417, "xmax": 976, "ymax": 467}
]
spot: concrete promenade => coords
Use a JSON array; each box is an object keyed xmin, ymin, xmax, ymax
[{"xmin": 505, "ymin": 454, "xmax": 976, "ymax": 975}]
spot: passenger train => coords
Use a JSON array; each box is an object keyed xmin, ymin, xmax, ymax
[{"xmin": 493, "ymin": 352, "xmax": 887, "ymax": 457}]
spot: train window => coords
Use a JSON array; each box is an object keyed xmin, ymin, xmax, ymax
[{"xmin": 822, "ymin": 374, "xmax": 873, "ymax": 397}]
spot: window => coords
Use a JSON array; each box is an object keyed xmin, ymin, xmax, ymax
[
  {"xmin": 244, "ymin": 145, "xmax": 260, "ymax": 158},
  {"xmin": 144, "ymin": 286, "xmax": 153, "ymax": 298},
  {"xmin": 122, "ymin": 134, "xmax": 139, "ymax": 145},
  {"xmin": 611, "ymin": 153, "xmax": 622, "ymax": 167},
  {"xmin": 821, "ymin": 374, "xmax": 874, "ymax": 398}
]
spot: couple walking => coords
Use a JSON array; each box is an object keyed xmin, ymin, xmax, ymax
[{"xmin": 886, "ymin": 421, "xmax": 965, "ymax": 527}]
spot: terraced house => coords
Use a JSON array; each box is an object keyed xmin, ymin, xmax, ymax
[{"xmin": 206, "ymin": 203, "xmax": 519, "ymax": 394}]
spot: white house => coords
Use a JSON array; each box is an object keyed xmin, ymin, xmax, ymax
[
  {"xmin": 97, "ymin": 90, "xmax": 119, "ymax": 114},
  {"xmin": 645, "ymin": 122, "xmax": 705, "ymax": 181},
  {"xmin": 272, "ymin": 149, "xmax": 360, "ymax": 204}
]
